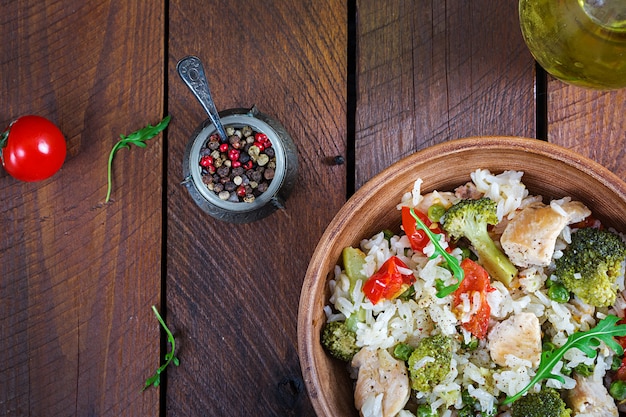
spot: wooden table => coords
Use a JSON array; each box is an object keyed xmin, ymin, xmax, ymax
[{"xmin": 2, "ymin": 1, "xmax": 625, "ymax": 416}]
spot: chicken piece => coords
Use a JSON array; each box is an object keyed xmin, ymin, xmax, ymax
[
  {"xmin": 351, "ymin": 347, "xmax": 410, "ymax": 417},
  {"xmin": 487, "ymin": 312, "xmax": 542, "ymax": 367},
  {"xmin": 567, "ymin": 374, "xmax": 618, "ymax": 416},
  {"xmin": 500, "ymin": 200, "xmax": 591, "ymax": 267}
]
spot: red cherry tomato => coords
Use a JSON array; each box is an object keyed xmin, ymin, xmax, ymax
[
  {"xmin": 363, "ymin": 256, "xmax": 416, "ymax": 304},
  {"xmin": 401, "ymin": 206, "xmax": 447, "ymax": 253},
  {"xmin": 453, "ymin": 258, "xmax": 494, "ymax": 339},
  {"xmin": 0, "ymin": 115, "xmax": 66, "ymax": 182}
]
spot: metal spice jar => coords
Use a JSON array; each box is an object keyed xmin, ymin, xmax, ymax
[{"xmin": 182, "ymin": 106, "xmax": 298, "ymax": 223}]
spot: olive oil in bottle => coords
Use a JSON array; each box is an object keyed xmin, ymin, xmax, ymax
[{"xmin": 519, "ymin": 0, "xmax": 626, "ymax": 89}]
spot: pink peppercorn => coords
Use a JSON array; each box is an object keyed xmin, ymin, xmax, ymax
[
  {"xmin": 228, "ymin": 149, "xmax": 240, "ymax": 161},
  {"xmin": 198, "ymin": 125, "xmax": 278, "ymax": 204},
  {"xmin": 200, "ymin": 155, "xmax": 214, "ymax": 168},
  {"xmin": 255, "ymin": 132, "xmax": 272, "ymax": 149}
]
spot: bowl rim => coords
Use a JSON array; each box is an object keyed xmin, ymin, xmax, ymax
[{"xmin": 297, "ymin": 135, "xmax": 626, "ymax": 417}]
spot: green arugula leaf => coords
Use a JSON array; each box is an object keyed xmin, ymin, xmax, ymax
[
  {"xmin": 502, "ymin": 315, "xmax": 626, "ymax": 405},
  {"xmin": 409, "ymin": 208, "xmax": 464, "ymax": 297},
  {"xmin": 106, "ymin": 115, "xmax": 171, "ymax": 203},
  {"xmin": 143, "ymin": 305, "xmax": 180, "ymax": 391}
]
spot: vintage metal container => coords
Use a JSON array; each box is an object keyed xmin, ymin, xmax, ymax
[{"xmin": 182, "ymin": 106, "xmax": 298, "ymax": 223}]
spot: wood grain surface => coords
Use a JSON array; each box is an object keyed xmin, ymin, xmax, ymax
[
  {"xmin": 165, "ymin": 0, "xmax": 346, "ymax": 416},
  {"xmin": 2, "ymin": 1, "xmax": 626, "ymax": 417},
  {"xmin": 354, "ymin": 0, "xmax": 537, "ymax": 189},
  {"xmin": 547, "ymin": 81, "xmax": 626, "ymax": 179},
  {"xmin": 1, "ymin": 1, "xmax": 165, "ymax": 416}
]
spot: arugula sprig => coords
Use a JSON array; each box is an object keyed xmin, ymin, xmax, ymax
[
  {"xmin": 143, "ymin": 305, "xmax": 180, "ymax": 391},
  {"xmin": 502, "ymin": 314, "xmax": 626, "ymax": 405},
  {"xmin": 409, "ymin": 208, "xmax": 464, "ymax": 297},
  {"xmin": 106, "ymin": 115, "xmax": 171, "ymax": 203}
]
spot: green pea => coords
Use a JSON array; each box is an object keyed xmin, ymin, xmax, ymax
[
  {"xmin": 548, "ymin": 282, "xmax": 570, "ymax": 303},
  {"xmin": 427, "ymin": 204, "xmax": 446, "ymax": 223},
  {"xmin": 610, "ymin": 380, "xmax": 626, "ymax": 401},
  {"xmin": 382, "ymin": 229, "xmax": 395, "ymax": 242},
  {"xmin": 393, "ymin": 342, "xmax": 415, "ymax": 362}
]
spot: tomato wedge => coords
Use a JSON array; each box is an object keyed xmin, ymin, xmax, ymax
[
  {"xmin": 363, "ymin": 256, "xmax": 416, "ymax": 304},
  {"xmin": 453, "ymin": 258, "xmax": 494, "ymax": 339},
  {"xmin": 401, "ymin": 206, "xmax": 447, "ymax": 254}
]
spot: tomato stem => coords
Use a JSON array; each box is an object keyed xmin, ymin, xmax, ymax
[
  {"xmin": 0, "ymin": 130, "xmax": 8, "ymax": 149},
  {"xmin": 0, "ymin": 129, "xmax": 9, "ymax": 167}
]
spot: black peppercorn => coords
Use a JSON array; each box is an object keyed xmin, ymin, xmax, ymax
[{"xmin": 198, "ymin": 127, "xmax": 277, "ymax": 203}]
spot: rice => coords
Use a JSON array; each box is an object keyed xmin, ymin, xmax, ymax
[
  {"xmin": 470, "ymin": 169, "xmax": 528, "ymax": 220},
  {"xmin": 325, "ymin": 168, "xmax": 625, "ymax": 416},
  {"xmin": 360, "ymin": 393, "xmax": 383, "ymax": 417}
]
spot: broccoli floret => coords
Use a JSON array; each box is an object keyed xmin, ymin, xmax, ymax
[
  {"xmin": 321, "ymin": 321, "xmax": 360, "ymax": 362},
  {"xmin": 554, "ymin": 227, "xmax": 626, "ymax": 307},
  {"xmin": 442, "ymin": 198, "xmax": 518, "ymax": 286},
  {"xmin": 510, "ymin": 388, "xmax": 571, "ymax": 417},
  {"xmin": 407, "ymin": 334, "xmax": 452, "ymax": 392},
  {"xmin": 415, "ymin": 403, "xmax": 436, "ymax": 417}
]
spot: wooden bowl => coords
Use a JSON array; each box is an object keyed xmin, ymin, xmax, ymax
[{"xmin": 297, "ymin": 136, "xmax": 626, "ymax": 417}]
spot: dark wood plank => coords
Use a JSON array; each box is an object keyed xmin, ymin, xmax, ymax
[
  {"xmin": 166, "ymin": 1, "xmax": 346, "ymax": 416},
  {"xmin": 0, "ymin": 2, "xmax": 165, "ymax": 416},
  {"xmin": 355, "ymin": 0, "xmax": 537, "ymax": 189},
  {"xmin": 547, "ymin": 81, "xmax": 626, "ymax": 178}
]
